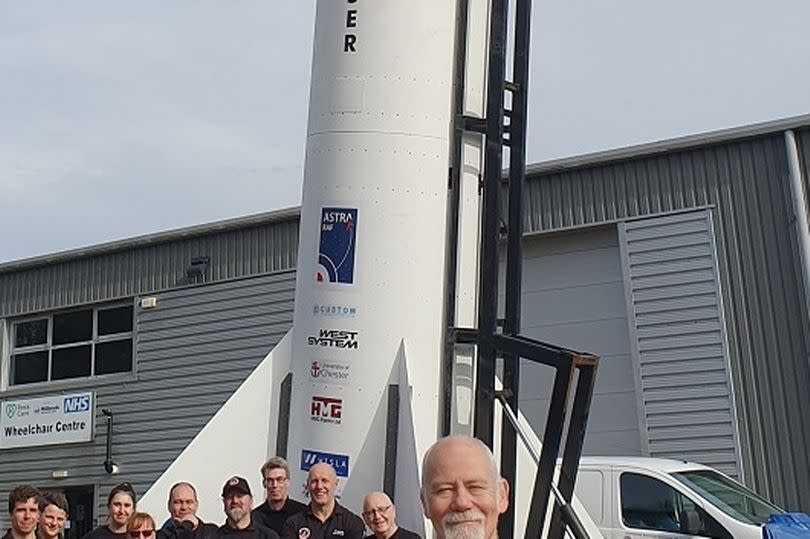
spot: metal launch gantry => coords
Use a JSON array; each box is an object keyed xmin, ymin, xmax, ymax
[{"xmin": 443, "ymin": 1, "xmax": 600, "ymax": 538}]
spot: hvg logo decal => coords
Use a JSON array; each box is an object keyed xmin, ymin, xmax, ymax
[{"xmin": 310, "ymin": 396, "xmax": 343, "ymax": 424}]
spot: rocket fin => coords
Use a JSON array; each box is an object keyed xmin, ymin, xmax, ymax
[
  {"xmin": 138, "ymin": 330, "xmax": 293, "ymax": 523},
  {"xmin": 392, "ymin": 339, "xmax": 427, "ymax": 537}
]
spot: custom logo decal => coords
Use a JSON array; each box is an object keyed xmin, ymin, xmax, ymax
[
  {"xmin": 312, "ymin": 304, "xmax": 358, "ymax": 318},
  {"xmin": 309, "ymin": 360, "xmax": 351, "ymax": 384},
  {"xmin": 307, "ymin": 329, "xmax": 358, "ymax": 349},
  {"xmin": 310, "ymin": 396, "xmax": 343, "ymax": 424},
  {"xmin": 316, "ymin": 208, "xmax": 357, "ymax": 285},
  {"xmin": 300, "ymin": 449, "xmax": 350, "ymax": 477},
  {"xmin": 4, "ymin": 404, "xmax": 15, "ymax": 419},
  {"xmin": 297, "ymin": 528, "xmax": 310, "ymax": 539}
]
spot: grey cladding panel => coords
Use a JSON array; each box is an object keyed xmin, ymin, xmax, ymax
[
  {"xmin": 0, "ymin": 271, "xmax": 295, "ymax": 528},
  {"xmin": 519, "ymin": 227, "xmax": 642, "ymax": 456},
  {"xmin": 620, "ymin": 211, "xmax": 741, "ymax": 477},
  {"xmin": 0, "ymin": 219, "xmax": 298, "ymax": 317}
]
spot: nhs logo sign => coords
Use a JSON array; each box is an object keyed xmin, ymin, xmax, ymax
[
  {"xmin": 1, "ymin": 391, "xmax": 93, "ymax": 449},
  {"xmin": 301, "ymin": 449, "xmax": 349, "ymax": 478},
  {"xmin": 63, "ymin": 394, "xmax": 91, "ymax": 413}
]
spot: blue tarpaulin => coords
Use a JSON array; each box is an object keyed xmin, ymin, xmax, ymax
[{"xmin": 763, "ymin": 513, "xmax": 810, "ymax": 539}]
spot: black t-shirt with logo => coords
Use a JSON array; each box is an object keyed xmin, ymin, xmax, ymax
[
  {"xmin": 80, "ymin": 526, "xmax": 127, "ymax": 539},
  {"xmin": 217, "ymin": 521, "xmax": 279, "ymax": 539},
  {"xmin": 363, "ymin": 527, "xmax": 422, "ymax": 539},
  {"xmin": 280, "ymin": 503, "xmax": 364, "ymax": 539},
  {"xmin": 251, "ymin": 498, "xmax": 308, "ymax": 535}
]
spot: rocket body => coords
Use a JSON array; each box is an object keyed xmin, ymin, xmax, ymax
[{"xmin": 288, "ymin": 0, "xmax": 461, "ymax": 512}]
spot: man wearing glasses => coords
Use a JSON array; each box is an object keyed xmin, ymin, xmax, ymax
[
  {"xmin": 251, "ymin": 457, "xmax": 307, "ymax": 535},
  {"xmin": 251, "ymin": 458, "xmax": 306, "ymax": 535},
  {"xmin": 361, "ymin": 492, "xmax": 420, "ymax": 539}
]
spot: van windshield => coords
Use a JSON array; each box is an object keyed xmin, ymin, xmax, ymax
[{"xmin": 673, "ymin": 470, "xmax": 782, "ymax": 525}]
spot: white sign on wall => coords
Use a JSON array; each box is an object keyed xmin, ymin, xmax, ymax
[{"xmin": 0, "ymin": 391, "xmax": 94, "ymax": 449}]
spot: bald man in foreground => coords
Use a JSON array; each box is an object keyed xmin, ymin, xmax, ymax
[
  {"xmin": 281, "ymin": 463, "xmax": 364, "ymax": 539},
  {"xmin": 361, "ymin": 492, "xmax": 420, "ymax": 539},
  {"xmin": 420, "ymin": 436, "xmax": 509, "ymax": 539}
]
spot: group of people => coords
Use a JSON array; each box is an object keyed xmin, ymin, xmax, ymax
[{"xmin": 5, "ymin": 435, "xmax": 509, "ymax": 539}]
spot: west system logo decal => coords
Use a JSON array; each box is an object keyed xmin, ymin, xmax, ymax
[
  {"xmin": 307, "ymin": 329, "xmax": 358, "ymax": 349},
  {"xmin": 310, "ymin": 396, "xmax": 343, "ymax": 424},
  {"xmin": 316, "ymin": 208, "xmax": 357, "ymax": 285}
]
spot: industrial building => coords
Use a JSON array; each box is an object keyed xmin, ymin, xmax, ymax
[{"xmin": 1, "ymin": 115, "xmax": 809, "ymax": 534}]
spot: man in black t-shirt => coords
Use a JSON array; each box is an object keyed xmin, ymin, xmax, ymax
[
  {"xmin": 161, "ymin": 482, "xmax": 218, "ymax": 539},
  {"xmin": 251, "ymin": 458, "xmax": 306, "ymax": 535},
  {"xmin": 281, "ymin": 464, "xmax": 364, "ymax": 539},
  {"xmin": 218, "ymin": 477, "xmax": 278, "ymax": 539},
  {"xmin": 361, "ymin": 492, "xmax": 421, "ymax": 539}
]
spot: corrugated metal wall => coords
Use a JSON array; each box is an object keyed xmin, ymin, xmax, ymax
[
  {"xmin": 518, "ymin": 228, "xmax": 643, "ymax": 456},
  {"xmin": 0, "ymin": 218, "xmax": 299, "ymax": 318},
  {"xmin": 798, "ymin": 127, "xmax": 810, "ymax": 195},
  {"xmin": 525, "ymin": 133, "xmax": 810, "ymax": 511},
  {"xmin": 0, "ymin": 271, "xmax": 295, "ymax": 529},
  {"xmin": 619, "ymin": 211, "xmax": 740, "ymax": 477}
]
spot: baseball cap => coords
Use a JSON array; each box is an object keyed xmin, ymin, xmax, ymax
[{"xmin": 221, "ymin": 476, "xmax": 251, "ymax": 498}]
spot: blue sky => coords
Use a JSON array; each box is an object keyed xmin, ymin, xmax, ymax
[{"xmin": 1, "ymin": 0, "xmax": 808, "ymax": 263}]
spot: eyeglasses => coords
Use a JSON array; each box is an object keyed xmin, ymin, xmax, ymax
[
  {"xmin": 263, "ymin": 477, "xmax": 289, "ymax": 485},
  {"xmin": 362, "ymin": 505, "xmax": 391, "ymax": 519},
  {"xmin": 127, "ymin": 531, "xmax": 154, "ymax": 538}
]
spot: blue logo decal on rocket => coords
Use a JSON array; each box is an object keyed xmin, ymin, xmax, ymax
[
  {"xmin": 301, "ymin": 449, "xmax": 349, "ymax": 477},
  {"xmin": 317, "ymin": 208, "xmax": 357, "ymax": 285}
]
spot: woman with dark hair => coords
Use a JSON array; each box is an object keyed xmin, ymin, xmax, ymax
[{"xmin": 80, "ymin": 483, "xmax": 137, "ymax": 539}]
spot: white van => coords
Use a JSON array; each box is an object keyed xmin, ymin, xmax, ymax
[{"xmin": 572, "ymin": 456, "xmax": 783, "ymax": 539}]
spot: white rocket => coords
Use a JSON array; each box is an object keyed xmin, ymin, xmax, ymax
[{"xmin": 287, "ymin": 0, "xmax": 477, "ymax": 526}]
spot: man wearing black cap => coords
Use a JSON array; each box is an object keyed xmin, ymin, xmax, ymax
[
  {"xmin": 218, "ymin": 477, "xmax": 279, "ymax": 539},
  {"xmin": 280, "ymin": 463, "xmax": 363, "ymax": 539}
]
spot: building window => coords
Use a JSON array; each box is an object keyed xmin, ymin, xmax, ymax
[{"xmin": 10, "ymin": 304, "xmax": 134, "ymax": 385}]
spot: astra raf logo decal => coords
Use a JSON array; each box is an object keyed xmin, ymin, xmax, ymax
[
  {"xmin": 310, "ymin": 396, "xmax": 343, "ymax": 424},
  {"xmin": 316, "ymin": 207, "xmax": 357, "ymax": 285},
  {"xmin": 307, "ymin": 329, "xmax": 358, "ymax": 349}
]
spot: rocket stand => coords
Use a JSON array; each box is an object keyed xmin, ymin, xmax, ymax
[{"xmin": 444, "ymin": 0, "xmax": 601, "ymax": 538}]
